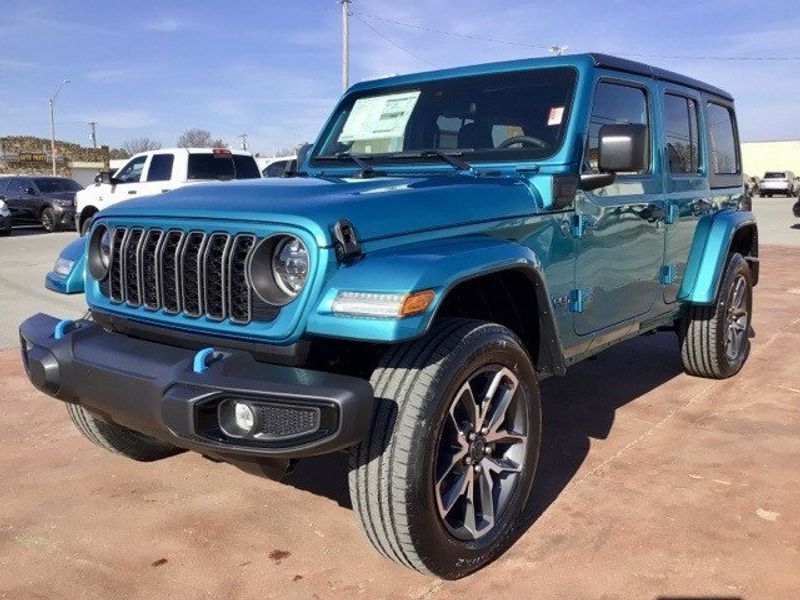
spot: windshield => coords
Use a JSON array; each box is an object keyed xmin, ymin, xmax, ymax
[
  {"xmin": 313, "ymin": 67, "xmax": 576, "ymax": 165},
  {"xmin": 34, "ymin": 178, "xmax": 82, "ymax": 192},
  {"xmin": 764, "ymin": 172, "xmax": 786, "ymax": 179},
  {"xmin": 187, "ymin": 153, "xmax": 261, "ymax": 180}
]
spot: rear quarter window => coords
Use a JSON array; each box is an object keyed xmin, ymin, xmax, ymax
[
  {"xmin": 706, "ymin": 102, "xmax": 739, "ymax": 175},
  {"xmin": 187, "ymin": 154, "xmax": 260, "ymax": 180}
]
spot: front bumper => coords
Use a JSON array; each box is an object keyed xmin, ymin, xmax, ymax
[
  {"xmin": 759, "ymin": 183, "xmax": 792, "ymax": 193},
  {"xmin": 53, "ymin": 206, "xmax": 75, "ymax": 227},
  {"xmin": 19, "ymin": 313, "xmax": 374, "ymax": 459}
]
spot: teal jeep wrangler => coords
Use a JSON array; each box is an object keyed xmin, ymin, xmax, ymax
[{"xmin": 20, "ymin": 53, "xmax": 757, "ymax": 578}]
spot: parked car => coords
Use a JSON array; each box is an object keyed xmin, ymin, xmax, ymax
[
  {"xmin": 75, "ymin": 147, "xmax": 262, "ymax": 234},
  {"xmin": 0, "ymin": 175, "xmax": 82, "ymax": 232},
  {"xmin": 45, "ymin": 237, "xmax": 86, "ymax": 294},
  {"xmin": 759, "ymin": 171, "xmax": 796, "ymax": 197},
  {"xmin": 0, "ymin": 196, "xmax": 11, "ymax": 235},
  {"xmin": 19, "ymin": 53, "xmax": 758, "ymax": 579},
  {"xmin": 261, "ymin": 155, "xmax": 297, "ymax": 177}
]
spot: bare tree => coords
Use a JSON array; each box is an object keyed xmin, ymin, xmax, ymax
[
  {"xmin": 177, "ymin": 128, "xmax": 227, "ymax": 149},
  {"xmin": 121, "ymin": 137, "xmax": 161, "ymax": 156}
]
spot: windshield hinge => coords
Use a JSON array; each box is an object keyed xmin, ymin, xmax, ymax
[
  {"xmin": 331, "ymin": 220, "xmax": 362, "ymax": 263},
  {"xmin": 569, "ymin": 287, "xmax": 593, "ymax": 313},
  {"xmin": 571, "ymin": 214, "xmax": 585, "ymax": 238}
]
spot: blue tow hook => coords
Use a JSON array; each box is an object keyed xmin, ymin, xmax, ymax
[
  {"xmin": 192, "ymin": 347, "xmax": 219, "ymax": 373},
  {"xmin": 53, "ymin": 319, "xmax": 74, "ymax": 340}
]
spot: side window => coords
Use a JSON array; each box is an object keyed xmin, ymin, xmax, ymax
[
  {"xmin": 663, "ymin": 94, "xmax": 700, "ymax": 174},
  {"xmin": 585, "ymin": 81, "xmax": 650, "ymax": 174},
  {"xmin": 706, "ymin": 103, "xmax": 739, "ymax": 175},
  {"xmin": 7, "ymin": 178, "xmax": 26, "ymax": 196},
  {"xmin": 264, "ymin": 161, "xmax": 289, "ymax": 178},
  {"xmin": 146, "ymin": 154, "xmax": 174, "ymax": 182},
  {"xmin": 115, "ymin": 155, "xmax": 147, "ymax": 183}
]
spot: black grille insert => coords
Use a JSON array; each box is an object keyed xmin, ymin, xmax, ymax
[{"xmin": 100, "ymin": 227, "xmax": 266, "ymax": 324}]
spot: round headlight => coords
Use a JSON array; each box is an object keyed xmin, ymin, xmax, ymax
[
  {"xmin": 99, "ymin": 228, "xmax": 111, "ymax": 268},
  {"xmin": 88, "ymin": 224, "xmax": 111, "ymax": 280},
  {"xmin": 272, "ymin": 236, "xmax": 308, "ymax": 297},
  {"xmin": 248, "ymin": 234, "xmax": 309, "ymax": 306}
]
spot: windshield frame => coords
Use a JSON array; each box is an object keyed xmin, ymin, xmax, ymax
[{"xmin": 310, "ymin": 65, "xmax": 579, "ymax": 170}]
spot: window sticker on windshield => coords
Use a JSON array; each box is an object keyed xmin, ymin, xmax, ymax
[
  {"xmin": 339, "ymin": 91, "xmax": 421, "ymax": 143},
  {"xmin": 547, "ymin": 106, "xmax": 565, "ymax": 126}
]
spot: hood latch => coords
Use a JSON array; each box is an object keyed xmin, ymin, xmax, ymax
[{"xmin": 331, "ymin": 219, "xmax": 362, "ymax": 264}]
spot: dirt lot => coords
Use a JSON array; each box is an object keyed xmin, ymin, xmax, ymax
[{"xmin": 1, "ymin": 245, "xmax": 799, "ymax": 600}]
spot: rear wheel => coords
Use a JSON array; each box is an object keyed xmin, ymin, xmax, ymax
[
  {"xmin": 348, "ymin": 318, "xmax": 541, "ymax": 578},
  {"xmin": 67, "ymin": 403, "xmax": 183, "ymax": 461},
  {"xmin": 41, "ymin": 207, "xmax": 57, "ymax": 232},
  {"xmin": 679, "ymin": 253, "xmax": 753, "ymax": 379}
]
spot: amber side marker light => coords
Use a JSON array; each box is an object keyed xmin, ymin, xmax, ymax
[{"xmin": 400, "ymin": 290, "xmax": 435, "ymax": 317}]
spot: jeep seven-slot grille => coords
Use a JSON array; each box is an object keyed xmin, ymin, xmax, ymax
[{"xmin": 104, "ymin": 227, "xmax": 275, "ymax": 324}]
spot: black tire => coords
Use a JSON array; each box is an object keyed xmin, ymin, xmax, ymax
[
  {"xmin": 679, "ymin": 253, "xmax": 753, "ymax": 379},
  {"xmin": 66, "ymin": 403, "xmax": 183, "ymax": 461},
  {"xmin": 41, "ymin": 207, "xmax": 58, "ymax": 232},
  {"xmin": 348, "ymin": 318, "xmax": 541, "ymax": 578},
  {"xmin": 80, "ymin": 215, "xmax": 93, "ymax": 235}
]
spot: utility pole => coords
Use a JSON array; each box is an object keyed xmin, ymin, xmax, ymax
[
  {"xmin": 88, "ymin": 121, "xmax": 97, "ymax": 148},
  {"xmin": 340, "ymin": 0, "xmax": 350, "ymax": 91},
  {"xmin": 48, "ymin": 78, "xmax": 70, "ymax": 175},
  {"xmin": 238, "ymin": 133, "xmax": 248, "ymax": 151}
]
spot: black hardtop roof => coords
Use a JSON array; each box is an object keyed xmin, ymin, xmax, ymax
[{"xmin": 588, "ymin": 53, "xmax": 733, "ymax": 101}]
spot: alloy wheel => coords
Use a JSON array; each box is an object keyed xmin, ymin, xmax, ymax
[
  {"xmin": 724, "ymin": 273, "xmax": 749, "ymax": 362},
  {"xmin": 433, "ymin": 365, "xmax": 528, "ymax": 540}
]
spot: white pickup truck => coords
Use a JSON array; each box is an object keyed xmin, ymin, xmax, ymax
[{"xmin": 75, "ymin": 147, "xmax": 261, "ymax": 234}]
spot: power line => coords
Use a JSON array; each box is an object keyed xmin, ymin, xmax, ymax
[
  {"xmin": 351, "ymin": 12, "xmax": 438, "ymax": 68},
  {"xmin": 352, "ymin": 11, "xmax": 800, "ymax": 62}
]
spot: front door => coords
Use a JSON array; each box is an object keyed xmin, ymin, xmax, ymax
[
  {"xmin": 109, "ymin": 155, "xmax": 148, "ymax": 205},
  {"xmin": 573, "ymin": 77, "xmax": 666, "ymax": 336}
]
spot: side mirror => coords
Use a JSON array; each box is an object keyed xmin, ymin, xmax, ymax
[
  {"xmin": 598, "ymin": 123, "xmax": 648, "ymax": 173},
  {"xmin": 95, "ymin": 171, "xmax": 114, "ymax": 185}
]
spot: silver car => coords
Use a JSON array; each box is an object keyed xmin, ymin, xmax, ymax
[{"xmin": 759, "ymin": 171, "xmax": 796, "ymax": 197}]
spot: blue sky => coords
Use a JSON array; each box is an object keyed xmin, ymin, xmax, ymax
[{"xmin": 0, "ymin": 0, "xmax": 798, "ymax": 154}]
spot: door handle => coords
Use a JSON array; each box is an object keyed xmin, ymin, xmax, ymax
[
  {"xmin": 639, "ymin": 204, "xmax": 667, "ymax": 222},
  {"xmin": 127, "ymin": 190, "xmax": 137, "ymax": 195}
]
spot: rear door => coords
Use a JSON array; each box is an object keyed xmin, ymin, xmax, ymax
[
  {"xmin": 573, "ymin": 76, "xmax": 666, "ymax": 336},
  {"xmin": 137, "ymin": 152, "xmax": 177, "ymax": 197},
  {"xmin": 5, "ymin": 177, "xmax": 35, "ymax": 222},
  {"xmin": 661, "ymin": 86, "xmax": 710, "ymax": 303}
]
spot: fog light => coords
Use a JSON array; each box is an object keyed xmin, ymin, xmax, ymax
[
  {"xmin": 218, "ymin": 399, "xmax": 258, "ymax": 438},
  {"xmin": 234, "ymin": 402, "xmax": 255, "ymax": 432}
]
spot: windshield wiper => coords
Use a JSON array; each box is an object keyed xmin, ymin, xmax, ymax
[
  {"xmin": 390, "ymin": 149, "xmax": 475, "ymax": 174},
  {"xmin": 315, "ymin": 152, "xmax": 378, "ymax": 178}
]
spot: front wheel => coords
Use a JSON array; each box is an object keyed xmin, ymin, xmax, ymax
[
  {"xmin": 679, "ymin": 253, "xmax": 753, "ymax": 379},
  {"xmin": 41, "ymin": 207, "xmax": 57, "ymax": 232},
  {"xmin": 67, "ymin": 403, "xmax": 183, "ymax": 461},
  {"xmin": 348, "ymin": 318, "xmax": 541, "ymax": 578}
]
